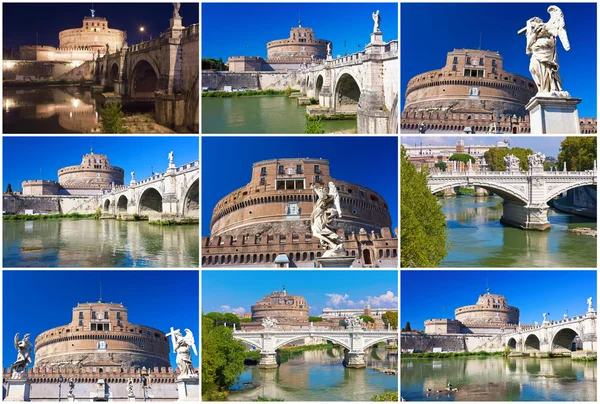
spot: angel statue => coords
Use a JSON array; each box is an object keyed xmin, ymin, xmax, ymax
[
  {"xmin": 587, "ymin": 297, "xmax": 594, "ymax": 311},
  {"xmin": 10, "ymin": 333, "xmax": 33, "ymax": 379},
  {"xmin": 310, "ymin": 182, "xmax": 346, "ymax": 257},
  {"xmin": 262, "ymin": 317, "xmax": 278, "ymax": 329},
  {"xmin": 168, "ymin": 151, "xmax": 174, "ymax": 165},
  {"xmin": 518, "ymin": 6, "xmax": 570, "ymax": 96},
  {"xmin": 173, "ymin": 3, "xmax": 181, "ymax": 18},
  {"xmin": 127, "ymin": 378, "xmax": 134, "ymax": 396},
  {"xmin": 372, "ymin": 10, "xmax": 381, "ymax": 33},
  {"xmin": 68, "ymin": 378, "xmax": 75, "ymax": 396},
  {"xmin": 167, "ymin": 327, "xmax": 198, "ymax": 379}
]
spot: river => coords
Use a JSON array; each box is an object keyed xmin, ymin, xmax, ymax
[
  {"xmin": 229, "ymin": 346, "xmax": 398, "ymax": 401},
  {"xmin": 202, "ymin": 95, "xmax": 356, "ymax": 134},
  {"xmin": 439, "ymin": 196, "xmax": 597, "ymax": 267},
  {"xmin": 401, "ymin": 356, "xmax": 597, "ymax": 401},
  {"xmin": 3, "ymin": 219, "xmax": 199, "ymax": 267}
]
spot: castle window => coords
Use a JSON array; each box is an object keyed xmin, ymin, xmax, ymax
[
  {"xmin": 479, "ymin": 58, "xmax": 483, "ymax": 65},
  {"xmin": 260, "ymin": 177, "xmax": 266, "ymax": 185},
  {"xmin": 92, "ymin": 311, "xmax": 96, "ymax": 319},
  {"xmin": 296, "ymin": 164, "xmax": 302, "ymax": 174},
  {"xmin": 492, "ymin": 67, "xmax": 497, "ymax": 74},
  {"xmin": 79, "ymin": 320, "xmax": 83, "ymax": 326},
  {"xmin": 452, "ymin": 56, "xmax": 457, "ymax": 64},
  {"xmin": 492, "ymin": 59, "xmax": 497, "ymax": 67},
  {"xmin": 104, "ymin": 311, "xmax": 109, "ymax": 318},
  {"xmin": 315, "ymin": 175, "xmax": 320, "ymax": 183},
  {"xmin": 117, "ymin": 320, "xmax": 122, "ymax": 326},
  {"xmin": 452, "ymin": 65, "xmax": 456, "ymax": 72},
  {"xmin": 260, "ymin": 167, "xmax": 266, "ymax": 176},
  {"xmin": 466, "ymin": 57, "xmax": 471, "ymax": 64},
  {"xmin": 314, "ymin": 165, "xmax": 320, "ymax": 174},
  {"xmin": 359, "ymin": 190, "xmax": 365, "ymax": 197},
  {"xmin": 79, "ymin": 312, "xmax": 84, "ymax": 319},
  {"xmin": 117, "ymin": 312, "xmax": 121, "ymax": 319},
  {"xmin": 278, "ymin": 165, "xmax": 284, "ymax": 175}
]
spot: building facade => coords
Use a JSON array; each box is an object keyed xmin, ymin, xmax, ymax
[
  {"xmin": 401, "ymin": 49, "xmax": 597, "ymax": 134},
  {"xmin": 22, "ymin": 150, "xmax": 124, "ymax": 196},
  {"xmin": 201, "ymin": 158, "xmax": 398, "ymax": 268},
  {"xmin": 321, "ymin": 305, "xmax": 398, "ymax": 320}
]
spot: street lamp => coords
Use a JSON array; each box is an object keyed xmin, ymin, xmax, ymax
[
  {"xmin": 58, "ymin": 375, "xmax": 64, "ymax": 401},
  {"xmin": 139, "ymin": 26, "xmax": 145, "ymax": 42}
]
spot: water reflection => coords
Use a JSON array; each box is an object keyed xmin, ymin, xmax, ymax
[
  {"xmin": 3, "ymin": 87, "xmax": 100, "ymax": 133},
  {"xmin": 440, "ymin": 196, "xmax": 597, "ymax": 267},
  {"xmin": 3, "ymin": 219, "xmax": 199, "ymax": 267},
  {"xmin": 401, "ymin": 357, "xmax": 596, "ymax": 401},
  {"xmin": 230, "ymin": 346, "xmax": 398, "ymax": 401}
]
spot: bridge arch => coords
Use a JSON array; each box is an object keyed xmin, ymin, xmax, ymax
[
  {"xmin": 507, "ymin": 337, "xmax": 517, "ymax": 350},
  {"xmin": 130, "ymin": 58, "xmax": 160, "ymax": 99},
  {"xmin": 109, "ymin": 63, "xmax": 119, "ymax": 89},
  {"xmin": 551, "ymin": 327, "xmax": 578, "ymax": 353},
  {"xmin": 117, "ymin": 195, "xmax": 128, "ymax": 213},
  {"xmin": 334, "ymin": 71, "xmax": 361, "ymax": 113},
  {"xmin": 429, "ymin": 179, "xmax": 528, "ymax": 204},
  {"xmin": 315, "ymin": 74, "xmax": 324, "ymax": 99},
  {"xmin": 362, "ymin": 335, "xmax": 398, "ymax": 350},
  {"xmin": 103, "ymin": 199, "xmax": 111, "ymax": 212},
  {"xmin": 524, "ymin": 334, "xmax": 540, "ymax": 351},
  {"xmin": 138, "ymin": 187, "xmax": 163, "ymax": 214},
  {"xmin": 544, "ymin": 182, "xmax": 596, "ymax": 204},
  {"xmin": 182, "ymin": 177, "xmax": 199, "ymax": 218},
  {"xmin": 272, "ymin": 334, "xmax": 351, "ymax": 351}
]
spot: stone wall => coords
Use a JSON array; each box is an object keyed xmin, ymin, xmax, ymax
[
  {"xmin": 58, "ymin": 60, "xmax": 95, "ymax": 81},
  {"xmin": 401, "ymin": 333, "xmax": 506, "ymax": 353},
  {"xmin": 3, "ymin": 195, "xmax": 99, "ymax": 215},
  {"xmin": 3, "ymin": 61, "xmax": 78, "ymax": 80},
  {"xmin": 202, "ymin": 71, "xmax": 300, "ymax": 91}
]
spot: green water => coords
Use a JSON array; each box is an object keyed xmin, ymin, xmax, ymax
[
  {"xmin": 229, "ymin": 346, "xmax": 398, "ymax": 401},
  {"xmin": 439, "ymin": 196, "xmax": 597, "ymax": 267},
  {"xmin": 401, "ymin": 356, "xmax": 597, "ymax": 401},
  {"xmin": 3, "ymin": 219, "xmax": 199, "ymax": 268},
  {"xmin": 202, "ymin": 95, "xmax": 356, "ymax": 134}
]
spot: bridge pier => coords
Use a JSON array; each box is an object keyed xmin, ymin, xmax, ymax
[
  {"xmin": 501, "ymin": 201, "xmax": 550, "ymax": 231},
  {"xmin": 343, "ymin": 349, "xmax": 366, "ymax": 368},
  {"xmin": 258, "ymin": 352, "xmax": 279, "ymax": 369}
]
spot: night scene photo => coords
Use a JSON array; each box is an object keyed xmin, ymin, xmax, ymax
[{"xmin": 2, "ymin": 2, "xmax": 199, "ymax": 134}]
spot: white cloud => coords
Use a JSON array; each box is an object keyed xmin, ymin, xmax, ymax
[
  {"xmin": 220, "ymin": 305, "xmax": 246, "ymax": 316},
  {"xmin": 325, "ymin": 293, "xmax": 352, "ymax": 307},
  {"xmin": 325, "ymin": 291, "xmax": 398, "ymax": 309}
]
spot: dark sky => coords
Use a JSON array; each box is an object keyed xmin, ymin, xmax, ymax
[{"xmin": 2, "ymin": 2, "xmax": 199, "ymax": 49}]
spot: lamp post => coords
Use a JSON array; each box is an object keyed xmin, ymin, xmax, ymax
[
  {"xmin": 58, "ymin": 375, "xmax": 64, "ymax": 402},
  {"xmin": 139, "ymin": 26, "xmax": 145, "ymax": 43}
]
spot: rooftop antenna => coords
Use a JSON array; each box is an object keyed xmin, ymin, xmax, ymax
[
  {"xmin": 298, "ymin": 9, "xmax": 301, "ymax": 28},
  {"xmin": 98, "ymin": 281, "xmax": 103, "ymax": 303},
  {"xmin": 478, "ymin": 32, "xmax": 482, "ymax": 50},
  {"xmin": 486, "ymin": 278, "xmax": 490, "ymax": 294},
  {"xmin": 90, "ymin": 138, "xmax": 94, "ymax": 154}
]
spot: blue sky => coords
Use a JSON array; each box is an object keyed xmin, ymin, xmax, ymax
[
  {"xmin": 201, "ymin": 137, "xmax": 398, "ymax": 235},
  {"xmin": 401, "ymin": 270, "xmax": 597, "ymax": 330},
  {"xmin": 401, "ymin": 136, "xmax": 570, "ymax": 159},
  {"xmin": 2, "ymin": 271, "xmax": 199, "ymax": 368},
  {"xmin": 401, "ymin": 3, "xmax": 597, "ymax": 118},
  {"xmin": 2, "ymin": 137, "xmax": 199, "ymax": 192},
  {"xmin": 202, "ymin": 270, "xmax": 398, "ymax": 317},
  {"xmin": 202, "ymin": 2, "xmax": 398, "ymax": 60}
]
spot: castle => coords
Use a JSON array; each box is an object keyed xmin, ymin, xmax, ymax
[
  {"xmin": 201, "ymin": 158, "xmax": 398, "ymax": 268},
  {"xmin": 401, "ymin": 49, "xmax": 597, "ymax": 134}
]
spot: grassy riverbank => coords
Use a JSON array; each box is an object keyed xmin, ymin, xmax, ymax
[
  {"xmin": 401, "ymin": 351, "xmax": 505, "ymax": 359},
  {"xmin": 3, "ymin": 213, "xmax": 96, "ymax": 220},
  {"xmin": 148, "ymin": 218, "xmax": 199, "ymax": 226},
  {"xmin": 371, "ymin": 391, "xmax": 398, "ymax": 402},
  {"xmin": 203, "ymin": 89, "xmax": 300, "ymax": 98}
]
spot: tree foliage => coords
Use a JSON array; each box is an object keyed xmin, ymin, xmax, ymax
[
  {"xmin": 309, "ymin": 316, "xmax": 323, "ymax": 322},
  {"xmin": 434, "ymin": 162, "xmax": 447, "ymax": 171},
  {"xmin": 558, "ymin": 137, "xmax": 597, "ymax": 171},
  {"xmin": 401, "ymin": 147, "xmax": 448, "ymax": 267},
  {"xmin": 202, "ymin": 58, "xmax": 227, "ymax": 71},
  {"xmin": 381, "ymin": 311, "xmax": 398, "ymax": 330},
  {"xmin": 202, "ymin": 314, "xmax": 246, "ymax": 400},
  {"xmin": 483, "ymin": 147, "xmax": 533, "ymax": 171},
  {"xmin": 5, "ymin": 184, "xmax": 13, "ymax": 194},
  {"xmin": 449, "ymin": 153, "xmax": 475, "ymax": 164},
  {"xmin": 100, "ymin": 101, "xmax": 127, "ymax": 134},
  {"xmin": 305, "ymin": 116, "xmax": 325, "ymax": 134},
  {"xmin": 205, "ymin": 312, "xmax": 240, "ymax": 328},
  {"xmin": 402, "ymin": 321, "xmax": 412, "ymax": 332},
  {"xmin": 359, "ymin": 315, "xmax": 375, "ymax": 324}
]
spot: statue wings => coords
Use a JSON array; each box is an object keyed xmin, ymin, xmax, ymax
[
  {"xmin": 184, "ymin": 328, "xmax": 198, "ymax": 356},
  {"xmin": 546, "ymin": 6, "xmax": 570, "ymax": 51},
  {"xmin": 14, "ymin": 333, "xmax": 20, "ymax": 350},
  {"xmin": 328, "ymin": 182, "xmax": 342, "ymax": 218}
]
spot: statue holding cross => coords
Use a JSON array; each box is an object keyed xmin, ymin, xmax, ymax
[{"xmin": 167, "ymin": 327, "xmax": 198, "ymax": 379}]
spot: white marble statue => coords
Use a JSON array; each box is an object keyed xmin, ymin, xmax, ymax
[
  {"xmin": 68, "ymin": 378, "xmax": 75, "ymax": 396},
  {"xmin": 372, "ymin": 10, "xmax": 381, "ymax": 33},
  {"xmin": 527, "ymin": 152, "xmax": 546, "ymax": 169},
  {"xmin": 167, "ymin": 327, "xmax": 198, "ymax": 379},
  {"xmin": 130, "ymin": 171, "xmax": 135, "ymax": 183},
  {"xmin": 542, "ymin": 312, "xmax": 548, "ymax": 322},
  {"xmin": 563, "ymin": 313, "xmax": 568, "ymax": 320},
  {"xmin": 327, "ymin": 42, "xmax": 332, "ymax": 57},
  {"xmin": 519, "ymin": 6, "xmax": 570, "ymax": 96},
  {"xmin": 173, "ymin": 3, "xmax": 181, "ymax": 18},
  {"xmin": 262, "ymin": 317, "xmax": 278, "ymax": 329},
  {"xmin": 310, "ymin": 182, "xmax": 346, "ymax": 258},
  {"xmin": 168, "ymin": 151, "xmax": 174, "ymax": 165},
  {"xmin": 10, "ymin": 333, "xmax": 33, "ymax": 379},
  {"xmin": 587, "ymin": 296, "xmax": 594, "ymax": 311},
  {"xmin": 504, "ymin": 154, "xmax": 521, "ymax": 172},
  {"xmin": 127, "ymin": 378, "xmax": 134, "ymax": 396},
  {"xmin": 346, "ymin": 315, "xmax": 362, "ymax": 328},
  {"xmin": 90, "ymin": 8, "xmax": 95, "ymax": 18}
]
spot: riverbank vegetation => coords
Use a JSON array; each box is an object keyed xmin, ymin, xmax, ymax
[
  {"xmin": 572, "ymin": 355, "xmax": 597, "ymax": 361},
  {"xmin": 401, "ymin": 351, "xmax": 505, "ymax": 359},
  {"xmin": 305, "ymin": 115, "xmax": 325, "ymax": 134},
  {"xmin": 100, "ymin": 101, "xmax": 128, "ymax": 133},
  {"xmin": 148, "ymin": 218, "xmax": 199, "ymax": 226},
  {"xmin": 203, "ymin": 89, "xmax": 300, "ymax": 98},
  {"xmin": 3, "ymin": 213, "xmax": 96, "ymax": 220},
  {"xmin": 400, "ymin": 147, "xmax": 448, "ymax": 267},
  {"xmin": 371, "ymin": 391, "xmax": 398, "ymax": 401}
]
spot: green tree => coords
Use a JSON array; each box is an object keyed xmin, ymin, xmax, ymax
[
  {"xmin": 359, "ymin": 315, "xmax": 375, "ymax": 324},
  {"xmin": 202, "ymin": 314, "xmax": 246, "ymax": 400},
  {"xmin": 558, "ymin": 137, "xmax": 597, "ymax": 171},
  {"xmin": 483, "ymin": 147, "xmax": 533, "ymax": 171},
  {"xmin": 305, "ymin": 116, "xmax": 325, "ymax": 134},
  {"xmin": 309, "ymin": 316, "xmax": 323, "ymax": 322},
  {"xmin": 381, "ymin": 311, "xmax": 398, "ymax": 330},
  {"xmin": 339, "ymin": 320, "xmax": 347, "ymax": 327},
  {"xmin": 5, "ymin": 184, "xmax": 13, "ymax": 194},
  {"xmin": 402, "ymin": 321, "xmax": 412, "ymax": 332},
  {"xmin": 448, "ymin": 153, "xmax": 475, "ymax": 164},
  {"xmin": 510, "ymin": 147, "xmax": 534, "ymax": 171},
  {"xmin": 434, "ymin": 162, "xmax": 447, "ymax": 172},
  {"xmin": 240, "ymin": 317, "xmax": 252, "ymax": 322},
  {"xmin": 401, "ymin": 147, "xmax": 448, "ymax": 267},
  {"xmin": 100, "ymin": 101, "xmax": 128, "ymax": 134}
]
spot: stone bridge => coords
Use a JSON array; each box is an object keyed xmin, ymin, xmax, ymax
[
  {"xmin": 233, "ymin": 325, "xmax": 398, "ymax": 368},
  {"xmin": 100, "ymin": 159, "xmax": 198, "ymax": 219},
  {"xmin": 427, "ymin": 163, "xmax": 597, "ymax": 230},
  {"xmin": 300, "ymin": 30, "xmax": 398, "ymax": 134},
  {"xmin": 503, "ymin": 309, "xmax": 596, "ymax": 355},
  {"xmin": 94, "ymin": 5, "xmax": 199, "ymax": 132}
]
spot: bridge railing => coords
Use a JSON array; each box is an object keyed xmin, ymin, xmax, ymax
[
  {"xmin": 429, "ymin": 170, "xmax": 596, "ymax": 178},
  {"xmin": 504, "ymin": 312, "xmax": 595, "ymax": 335}
]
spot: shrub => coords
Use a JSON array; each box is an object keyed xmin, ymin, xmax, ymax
[
  {"xmin": 94, "ymin": 207, "xmax": 102, "ymax": 220},
  {"xmin": 284, "ymin": 87, "xmax": 292, "ymax": 97},
  {"xmin": 100, "ymin": 101, "xmax": 128, "ymax": 134},
  {"xmin": 305, "ymin": 116, "xmax": 325, "ymax": 134},
  {"xmin": 309, "ymin": 97, "xmax": 318, "ymax": 105}
]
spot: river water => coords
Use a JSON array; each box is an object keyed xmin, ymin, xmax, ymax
[
  {"xmin": 202, "ymin": 96, "xmax": 356, "ymax": 134},
  {"xmin": 401, "ymin": 356, "xmax": 597, "ymax": 401},
  {"xmin": 229, "ymin": 346, "xmax": 398, "ymax": 401},
  {"xmin": 439, "ymin": 196, "xmax": 597, "ymax": 267},
  {"xmin": 3, "ymin": 219, "xmax": 199, "ymax": 268}
]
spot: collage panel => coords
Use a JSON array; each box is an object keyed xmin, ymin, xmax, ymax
[
  {"xmin": 400, "ymin": 270, "xmax": 597, "ymax": 402},
  {"xmin": 400, "ymin": 2, "xmax": 597, "ymax": 135},
  {"xmin": 201, "ymin": 136, "xmax": 398, "ymax": 268},
  {"xmin": 202, "ymin": 269, "xmax": 399, "ymax": 401},
  {"xmin": 201, "ymin": 2, "xmax": 399, "ymax": 135},
  {"xmin": 2, "ymin": 270, "xmax": 199, "ymax": 401},
  {"xmin": 2, "ymin": 2, "xmax": 199, "ymax": 134},
  {"xmin": 2, "ymin": 136, "xmax": 199, "ymax": 268},
  {"xmin": 401, "ymin": 135, "xmax": 597, "ymax": 268}
]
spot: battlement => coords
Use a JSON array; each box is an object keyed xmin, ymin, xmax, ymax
[{"xmin": 22, "ymin": 180, "xmax": 58, "ymax": 185}]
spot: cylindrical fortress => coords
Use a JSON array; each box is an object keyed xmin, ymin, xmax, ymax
[
  {"xmin": 266, "ymin": 27, "xmax": 330, "ymax": 62},
  {"xmin": 251, "ymin": 290, "xmax": 309, "ymax": 323},
  {"xmin": 34, "ymin": 301, "xmax": 170, "ymax": 370},
  {"xmin": 59, "ymin": 17, "xmax": 125, "ymax": 53},
  {"xmin": 209, "ymin": 158, "xmax": 392, "ymax": 238},
  {"xmin": 404, "ymin": 49, "xmax": 537, "ymax": 117},
  {"xmin": 57, "ymin": 152, "xmax": 124, "ymax": 189},
  {"xmin": 455, "ymin": 290, "xmax": 519, "ymax": 326}
]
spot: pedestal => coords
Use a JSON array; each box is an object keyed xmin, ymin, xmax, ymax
[
  {"xmin": 4, "ymin": 378, "xmax": 31, "ymax": 401},
  {"xmin": 128, "ymin": 396, "xmax": 136, "ymax": 402},
  {"xmin": 501, "ymin": 201, "xmax": 550, "ymax": 231},
  {"xmin": 67, "ymin": 396, "xmax": 75, "ymax": 402},
  {"xmin": 370, "ymin": 31, "xmax": 384, "ymax": 44},
  {"xmin": 316, "ymin": 256, "xmax": 355, "ymax": 268},
  {"xmin": 170, "ymin": 17, "xmax": 183, "ymax": 30},
  {"xmin": 525, "ymin": 96, "xmax": 582, "ymax": 134},
  {"xmin": 258, "ymin": 352, "xmax": 279, "ymax": 369},
  {"xmin": 343, "ymin": 350, "xmax": 366, "ymax": 368},
  {"xmin": 176, "ymin": 378, "xmax": 199, "ymax": 401}
]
